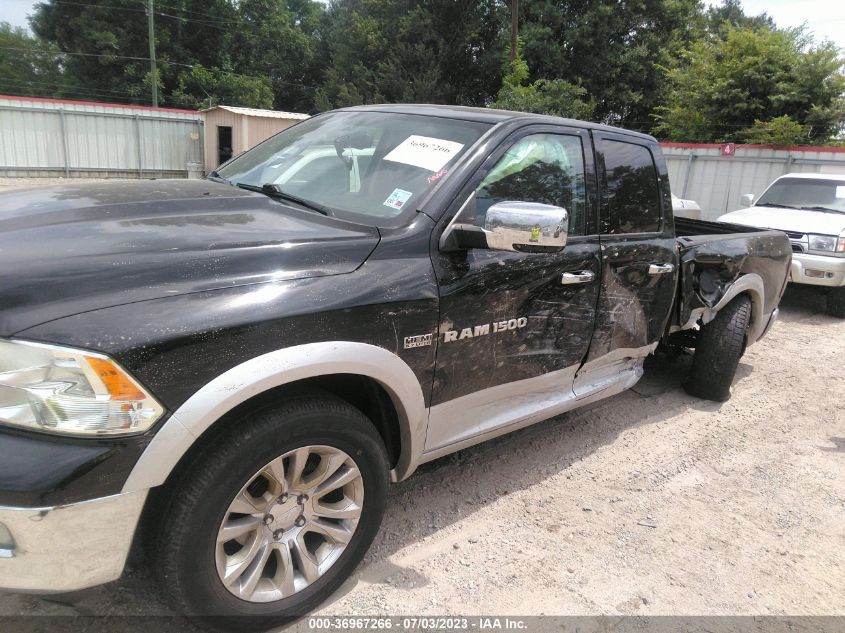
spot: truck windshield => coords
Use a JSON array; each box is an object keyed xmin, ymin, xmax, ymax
[
  {"xmin": 215, "ymin": 111, "xmax": 491, "ymax": 225},
  {"xmin": 757, "ymin": 177, "xmax": 845, "ymax": 213}
]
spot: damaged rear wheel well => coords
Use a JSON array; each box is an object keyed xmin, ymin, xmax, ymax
[{"xmin": 667, "ymin": 288, "xmax": 759, "ymax": 351}]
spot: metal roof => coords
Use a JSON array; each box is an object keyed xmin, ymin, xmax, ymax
[
  {"xmin": 203, "ymin": 105, "xmax": 310, "ymax": 120},
  {"xmin": 778, "ymin": 172, "xmax": 845, "ymax": 181},
  {"xmin": 0, "ymin": 94, "xmax": 201, "ymax": 117}
]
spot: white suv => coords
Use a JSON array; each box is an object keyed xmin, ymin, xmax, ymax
[{"xmin": 718, "ymin": 173, "xmax": 845, "ymax": 317}]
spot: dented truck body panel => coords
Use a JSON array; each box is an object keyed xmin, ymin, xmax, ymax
[
  {"xmin": 0, "ymin": 106, "xmax": 790, "ymax": 598},
  {"xmin": 674, "ymin": 217, "xmax": 792, "ymax": 331},
  {"xmin": 432, "ymin": 236, "xmax": 602, "ymax": 405},
  {"xmin": 587, "ymin": 234, "xmax": 679, "ymax": 362}
]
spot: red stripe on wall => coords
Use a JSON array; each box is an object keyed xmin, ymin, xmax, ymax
[{"xmin": 660, "ymin": 141, "xmax": 845, "ymax": 154}]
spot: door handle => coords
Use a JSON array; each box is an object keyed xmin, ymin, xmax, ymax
[
  {"xmin": 648, "ymin": 263, "xmax": 675, "ymax": 275},
  {"xmin": 561, "ymin": 270, "xmax": 596, "ymax": 285}
]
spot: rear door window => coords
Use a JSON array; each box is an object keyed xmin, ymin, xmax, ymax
[{"xmin": 599, "ymin": 139, "xmax": 661, "ymax": 234}]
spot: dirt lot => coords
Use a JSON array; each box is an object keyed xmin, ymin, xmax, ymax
[{"xmin": 0, "ymin": 180, "xmax": 843, "ymax": 626}]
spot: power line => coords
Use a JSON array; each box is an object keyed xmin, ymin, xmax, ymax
[
  {"xmin": 0, "ymin": 77, "xmax": 143, "ymax": 96},
  {"xmin": 0, "ymin": 45, "xmax": 153, "ymax": 62},
  {"xmin": 48, "ymin": 0, "xmax": 248, "ymax": 25},
  {"xmin": 43, "ymin": 0, "xmax": 147, "ymax": 13},
  {"xmin": 0, "ymin": 45, "xmax": 319, "ymax": 90},
  {"xmin": 153, "ymin": 11, "xmax": 237, "ymax": 32},
  {"xmin": 154, "ymin": 1, "xmax": 243, "ymax": 23},
  {"xmin": 6, "ymin": 2, "xmax": 324, "ymax": 103},
  {"xmin": 40, "ymin": 0, "xmax": 283, "ymax": 30},
  {"xmin": 0, "ymin": 76, "xmax": 183, "ymax": 100},
  {"xmin": 0, "ymin": 83, "xmax": 195, "ymax": 108}
]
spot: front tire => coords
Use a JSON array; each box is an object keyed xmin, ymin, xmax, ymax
[
  {"xmin": 150, "ymin": 393, "xmax": 389, "ymax": 631},
  {"xmin": 683, "ymin": 295, "xmax": 751, "ymax": 402},
  {"xmin": 827, "ymin": 286, "xmax": 845, "ymax": 318}
]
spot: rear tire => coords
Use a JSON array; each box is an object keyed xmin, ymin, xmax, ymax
[
  {"xmin": 827, "ymin": 286, "xmax": 845, "ymax": 318},
  {"xmin": 150, "ymin": 392, "xmax": 389, "ymax": 631},
  {"xmin": 683, "ymin": 295, "xmax": 751, "ymax": 402}
]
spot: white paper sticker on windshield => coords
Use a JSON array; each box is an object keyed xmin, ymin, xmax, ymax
[
  {"xmin": 836, "ymin": 185, "xmax": 845, "ymax": 199},
  {"xmin": 384, "ymin": 135, "xmax": 464, "ymax": 172},
  {"xmin": 383, "ymin": 188, "xmax": 413, "ymax": 211}
]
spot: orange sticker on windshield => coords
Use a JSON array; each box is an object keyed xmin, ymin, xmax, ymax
[{"xmin": 427, "ymin": 169, "xmax": 448, "ymax": 184}]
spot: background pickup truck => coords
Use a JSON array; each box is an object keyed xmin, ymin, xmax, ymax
[
  {"xmin": 717, "ymin": 172, "xmax": 845, "ymax": 318},
  {"xmin": 0, "ymin": 105, "xmax": 790, "ymax": 630}
]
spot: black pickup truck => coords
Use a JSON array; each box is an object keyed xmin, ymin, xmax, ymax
[{"xmin": 0, "ymin": 105, "xmax": 790, "ymax": 628}]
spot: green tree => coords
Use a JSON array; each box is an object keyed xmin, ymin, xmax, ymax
[
  {"xmin": 491, "ymin": 42, "xmax": 594, "ymax": 119},
  {"xmin": 702, "ymin": 0, "xmax": 800, "ymax": 153},
  {"xmin": 315, "ymin": 0, "xmax": 506, "ymax": 110},
  {"xmin": 171, "ymin": 65, "xmax": 273, "ymax": 109},
  {"xmin": 740, "ymin": 115, "xmax": 811, "ymax": 146},
  {"xmin": 517, "ymin": 0, "xmax": 704, "ymax": 129},
  {"xmin": 0, "ymin": 22, "xmax": 64, "ymax": 98},
  {"xmin": 705, "ymin": 0, "xmax": 775, "ymax": 37},
  {"xmin": 28, "ymin": 0, "xmax": 324, "ymax": 111},
  {"xmin": 30, "ymin": 0, "xmax": 237, "ymax": 107},
  {"xmin": 655, "ymin": 26, "xmax": 845, "ymax": 144},
  {"xmin": 229, "ymin": 0, "xmax": 323, "ymax": 112}
]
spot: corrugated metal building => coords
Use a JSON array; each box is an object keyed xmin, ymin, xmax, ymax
[
  {"xmin": 662, "ymin": 142, "xmax": 845, "ymax": 220},
  {"xmin": 0, "ymin": 95, "xmax": 204, "ymax": 178},
  {"xmin": 202, "ymin": 105, "xmax": 309, "ymax": 170}
]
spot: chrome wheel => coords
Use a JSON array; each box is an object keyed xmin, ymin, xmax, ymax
[{"xmin": 215, "ymin": 445, "xmax": 364, "ymax": 603}]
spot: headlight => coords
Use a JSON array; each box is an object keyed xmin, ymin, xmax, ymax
[
  {"xmin": 0, "ymin": 339, "xmax": 164, "ymax": 436},
  {"xmin": 808, "ymin": 234, "xmax": 837, "ymax": 252}
]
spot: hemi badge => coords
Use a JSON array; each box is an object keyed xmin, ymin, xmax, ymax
[{"xmin": 404, "ymin": 334, "xmax": 433, "ymax": 349}]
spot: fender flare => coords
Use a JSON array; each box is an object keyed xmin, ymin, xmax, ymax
[
  {"xmin": 701, "ymin": 272, "xmax": 766, "ymax": 344},
  {"xmin": 121, "ymin": 342, "xmax": 427, "ymax": 494}
]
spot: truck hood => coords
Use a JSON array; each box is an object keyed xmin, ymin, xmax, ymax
[
  {"xmin": 717, "ymin": 206, "xmax": 845, "ymax": 235},
  {"xmin": 0, "ymin": 180, "xmax": 380, "ymax": 335}
]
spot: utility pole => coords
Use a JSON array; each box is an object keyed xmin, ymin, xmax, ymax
[
  {"xmin": 509, "ymin": 0, "xmax": 519, "ymax": 62},
  {"xmin": 146, "ymin": 0, "xmax": 158, "ymax": 107}
]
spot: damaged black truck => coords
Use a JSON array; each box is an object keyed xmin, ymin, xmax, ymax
[{"xmin": 0, "ymin": 105, "xmax": 790, "ymax": 629}]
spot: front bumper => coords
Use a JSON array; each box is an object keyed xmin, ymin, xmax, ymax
[
  {"xmin": 0, "ymin": 489, "xmax": 146, "ymax": 593},
  {"xmin": 790, "ymin": 253, "xmax": 845, "ymax": 288}
]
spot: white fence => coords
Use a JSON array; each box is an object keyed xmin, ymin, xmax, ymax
[
  {"xmin": 662, "ymin": 142, "xmax": 845, "ymax": 221},
  {"xmin": 0, "ymin": 96, "xmax": 204, "ymax": 178}
]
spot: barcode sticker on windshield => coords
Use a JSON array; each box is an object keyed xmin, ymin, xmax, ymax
[
  {"xmin": 384, "ymin": 135, "xmax": 464, "ymax": 172},
  {"xmin": 836, "ymin": 186, "xmax": 845, "ymax": 199},
  {"xmin": 383, "ymin": 188, "xmax": 413, "ymax": 211}
]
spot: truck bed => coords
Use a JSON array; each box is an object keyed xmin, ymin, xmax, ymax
[
  {"xmin": 675, "ymin": 216, "xmax": 773, "ymax": 240},
  {"xmin": 672, "ymin": 216, "xmax": 792, "ymax": 332}
]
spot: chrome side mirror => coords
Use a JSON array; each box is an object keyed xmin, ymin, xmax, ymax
[
  {"xmin": 740, "ymin": 193, "xmax": 754, "ymax": 208},
  {"xmin": 483, "ymin": 201, "xmax": 568, "ymax": 251},
  {"xmin": 439, "ymin": 196, "xmax": 569, "ymax": 253}
]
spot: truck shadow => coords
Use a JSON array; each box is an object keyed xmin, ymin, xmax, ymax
[
  {"xmin": 9, "ymin": 343, "xmax": 749, "ymax": 628},
  {"xmin": 776, "ymin": 285, "xmax": 835, "ymax": 323},
  {"xmin": 326, "ymin": 350, "xmax": 737, "ymax": 607}
]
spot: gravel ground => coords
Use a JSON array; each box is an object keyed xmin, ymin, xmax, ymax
[{"xmin": 0, "ymin": 181, "xmax": 842, "ymax": 628}]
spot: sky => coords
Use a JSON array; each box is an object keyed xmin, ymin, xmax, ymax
[
  {"xmin": 3, "ymin": 0, "xmax": 37, "ymax": 30},
  {"xmin": 704, "ymin": 0, "xmax": 845, "ymax": 49},
  {"xmin": 2, "ymin": 0, "xmax": 845, "ymax": 49}
]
